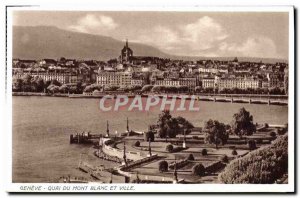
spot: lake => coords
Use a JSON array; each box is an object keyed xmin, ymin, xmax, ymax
[{"xmin": 12, "ymin": 96, "xmax": 288, "ymax": 182}]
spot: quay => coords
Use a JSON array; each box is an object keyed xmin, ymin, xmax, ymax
[{"xmin": 70, "ymin": 132, "xmax": 103, "ymax": 144}]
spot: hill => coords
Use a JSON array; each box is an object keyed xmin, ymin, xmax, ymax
[
  {"xmin": 13, "ymin": 26, "xmax": 287, "ymax": 63},
  {"xmin": 13, "ymin": 26, "xmax": 170, "ymax": 61}
]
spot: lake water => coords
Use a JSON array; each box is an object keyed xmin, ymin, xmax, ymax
[{"xmin": 12, "ymin": 96, "xmax": 288, "ymax": 182}]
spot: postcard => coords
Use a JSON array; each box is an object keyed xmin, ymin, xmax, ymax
[{"xmin": 3, "ymin": 2, "xmax": 295, "ymax": 193}]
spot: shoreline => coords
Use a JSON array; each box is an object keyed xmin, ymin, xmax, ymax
[{"xmin": 12, "ymin": 92, "xmax": 288, "ymax": 106}]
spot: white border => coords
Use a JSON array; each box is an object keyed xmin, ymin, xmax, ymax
[{"xmin": 2, "ymin": 3, "xmax": 295, "ymax": 193}]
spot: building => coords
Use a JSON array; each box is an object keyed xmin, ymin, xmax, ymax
[
  {"xmin": 261, "ymin": 79, "xmax": 269, "ymax": 89},
  {"xmin": 13, "ymin": 72, "xmax": 78, "ymax": 84},
  {"xmin": 178, "ymin": 78, "xmax": 197, "ymax": 90},
  {"xmin": 131, "ymin": 78, "xmax": 144, "ymax": 86},
  {"xmin": 201, "ymin": 77, "xmax": 216, "ymax": 88},
  {"xmin": 199, "ymin": 67, "xmax": 218, "ymax": 74},
  {"xmin": 119, "ymin": 39, "xmax": 133, "ymax": 63},
  {"xmin": 267, "ymin": 73, "xmax": 281, "ymax": 88},
  {"xmin": 96, "ymin": 71, "xmax": 132, "ymax": 86},
  {"xmin": 218, "ymin": 77, "xmax": 261, "ymax": 90},
  {"xmin": 39, "ymin": 59, "xmax": 57, "ymax": 67},
  {"xmin": 154, "ymin": 78, "xmax": 180, "ymax": 86}
]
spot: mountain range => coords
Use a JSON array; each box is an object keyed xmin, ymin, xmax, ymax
[{"xmin": 13, "ymin": 26, "xmax": 287, "ymax": 63}]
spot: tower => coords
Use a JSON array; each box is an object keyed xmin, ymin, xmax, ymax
[{"xmin": 120, "ymin": 39, "xmax": 133, "ymax": 63}]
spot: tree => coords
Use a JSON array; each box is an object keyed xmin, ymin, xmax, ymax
[
  {"xmin": 192, "ymin": 163, "xmax": 205, "ymax": 176},
  {"xmin": 47, "ymin": 84, "xmax": 60, "ymax": 94},
  {"xmin": 36, "ymin": 78, "xmax": 45, "ymax": 92},
  {"xmin": 12, "ymin": 78, "xmax": 23, "ymax": 92},
  {"xmin": 175, "ymin": 116, "xmax": 194, "ymax": 134},
  {"xmin": 248, "ymin": 140, "xmax": 256, "ymax": 151},
  {"xmin": 51, "ymin": 79, "xmax": 61, "ymax": 86},
  {"xmin": 231, "ymin": 108, "xmax": 256, "ymax": 138},
  {"xmin": 219, "ymin": 134, "xmax": 288, "ymax": 184},
  {"xmin": 22, "ymin": 74, "xmax": 32, "ymax": 85},
  {"xmin": 166, "ymin": 144, "xmax": 174, "ymax": 152},
  {"xmin": 76, "ymin": 81, "xmax": 83, "ymax": 93},
  {"xmin": 232, "ymin": 149, "xmax": 238, "ymax": 156},
  {"xmin": 58, "ymin": 84, "xmax": 68, "ymax": 93},
  {"xmin": 157, "ymin": 110, "xmax": 179, "ymax": 138},
  {"xmin": 60, "ymin": 57, "xmax": 66, "ymax": 63},
  {"xmin": 108, "ymin": 58, "xmax": 118, "ymax": 64},
  {"xmin": 44, "ymin": 80, "xmax": 52, "ymax": 91},
  {"xmin": 134, "ymin": 141, "xmax": 140, "ymax": 147},
  {"xmin": 204, "ymin": 119, "xmax": 229, "ymax": 149},
  {"xmin": 144, "ymin": 130, "xmax": 155, "ymax": 142},
  {"xmin": 201, "ymin": 148, "xmax": 208, "ymax": 156},
  {"xmin": 143, "ymin": 72, "xmax": 151, "ymax": 85},
  {"xmin": 158, "ymin": 160, "xmax": 168, "ymax": 172},
  {"xmin": 186, "ymin": 154, "xmax": 195, "ymax": 161},
  {"xmin": 83, "ymin": 85, "xmax": 93, "ymax": 93},
  {"xmin": 166, "ymin": 118, "xmax": 179, "ymax": 138},
  {"xmin": 220, "ymin": 154, "xmax": 229, "ymax": 163},
  {"xmin": 141, "ymin": 85, "xmax": 153, "ymax": 93}
]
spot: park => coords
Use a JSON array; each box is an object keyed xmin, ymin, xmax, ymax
[{"xmin": 72, "ymin": 107, "xmax": 288, "ymax": 184}]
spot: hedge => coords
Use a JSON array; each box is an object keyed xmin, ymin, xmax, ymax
[
  {"xmin": 205, "ymin": 161, "xmax": 226, "ymax": 174},
  {"xmin": 169, "ymin": 160, "xmax": 189, "ymax": 170}
]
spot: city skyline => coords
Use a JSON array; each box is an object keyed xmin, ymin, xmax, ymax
[{"xmin": 13, "ymin": 11, "xmax": 289, "ymax": 59}]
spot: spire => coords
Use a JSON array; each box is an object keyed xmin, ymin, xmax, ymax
[{"xmin": 126, "ymin": 39, "xmax": 128, "ymax": 48}]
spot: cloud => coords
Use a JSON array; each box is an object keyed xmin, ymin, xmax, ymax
[
  {"xmin": 137, "ymin": 16, "xmax": 280, "ymax": 58},
  {"xmin": 181, "ymin": 16, "xmax": 228, "ymax": 51},
  {"xmin": 137, "ymin": 16, "xmax": 228, "ymax": 56},
  {"xmin": 138, "ymin": 26, "xmax": 180, "ymax": 50},
  {"xmin": 68, "ymin": 14, "xmax": 118, "ymax": 35},
  {"xmin": 218, "ymin": 36, "xmax": 280, "ymax": 58}
]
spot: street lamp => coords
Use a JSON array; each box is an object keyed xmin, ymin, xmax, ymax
[{"xmin": 115, "ymin": 130, "xmax": 118, "ymax": 140}]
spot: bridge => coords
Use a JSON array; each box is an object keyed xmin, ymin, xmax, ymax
[
  {"xmin": 195, "ymin": 94, "xmax": 288, "ymax": 105},
  {"xmin": 147, "ymin": 94, "xmax": 288, "ymax": 105}
]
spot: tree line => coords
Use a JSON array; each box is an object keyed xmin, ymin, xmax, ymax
[
  {"xmin": 155, "ymin": 107, "xmax": 257, "ymax": 150},
  {"xmin": 13, "ymin": 74, "xmax": 83, "ymax": 94},
  {"xmin": 195, "ymin": 86, "xmax": 286, "ymax": 95}
]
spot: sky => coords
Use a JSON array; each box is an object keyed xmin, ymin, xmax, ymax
[{"xmin": 13, "ymin": 11, "xmax": 289, "ymax": 59}]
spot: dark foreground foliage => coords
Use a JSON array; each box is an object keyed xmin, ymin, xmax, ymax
[{"xmin": 219, "ymin": 134, "xmax": 288, "ymax": 184}]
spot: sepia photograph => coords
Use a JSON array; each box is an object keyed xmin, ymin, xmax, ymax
[{"xmin": 3, "ymin": 3, "xmax": 295, "ymax": 193}]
